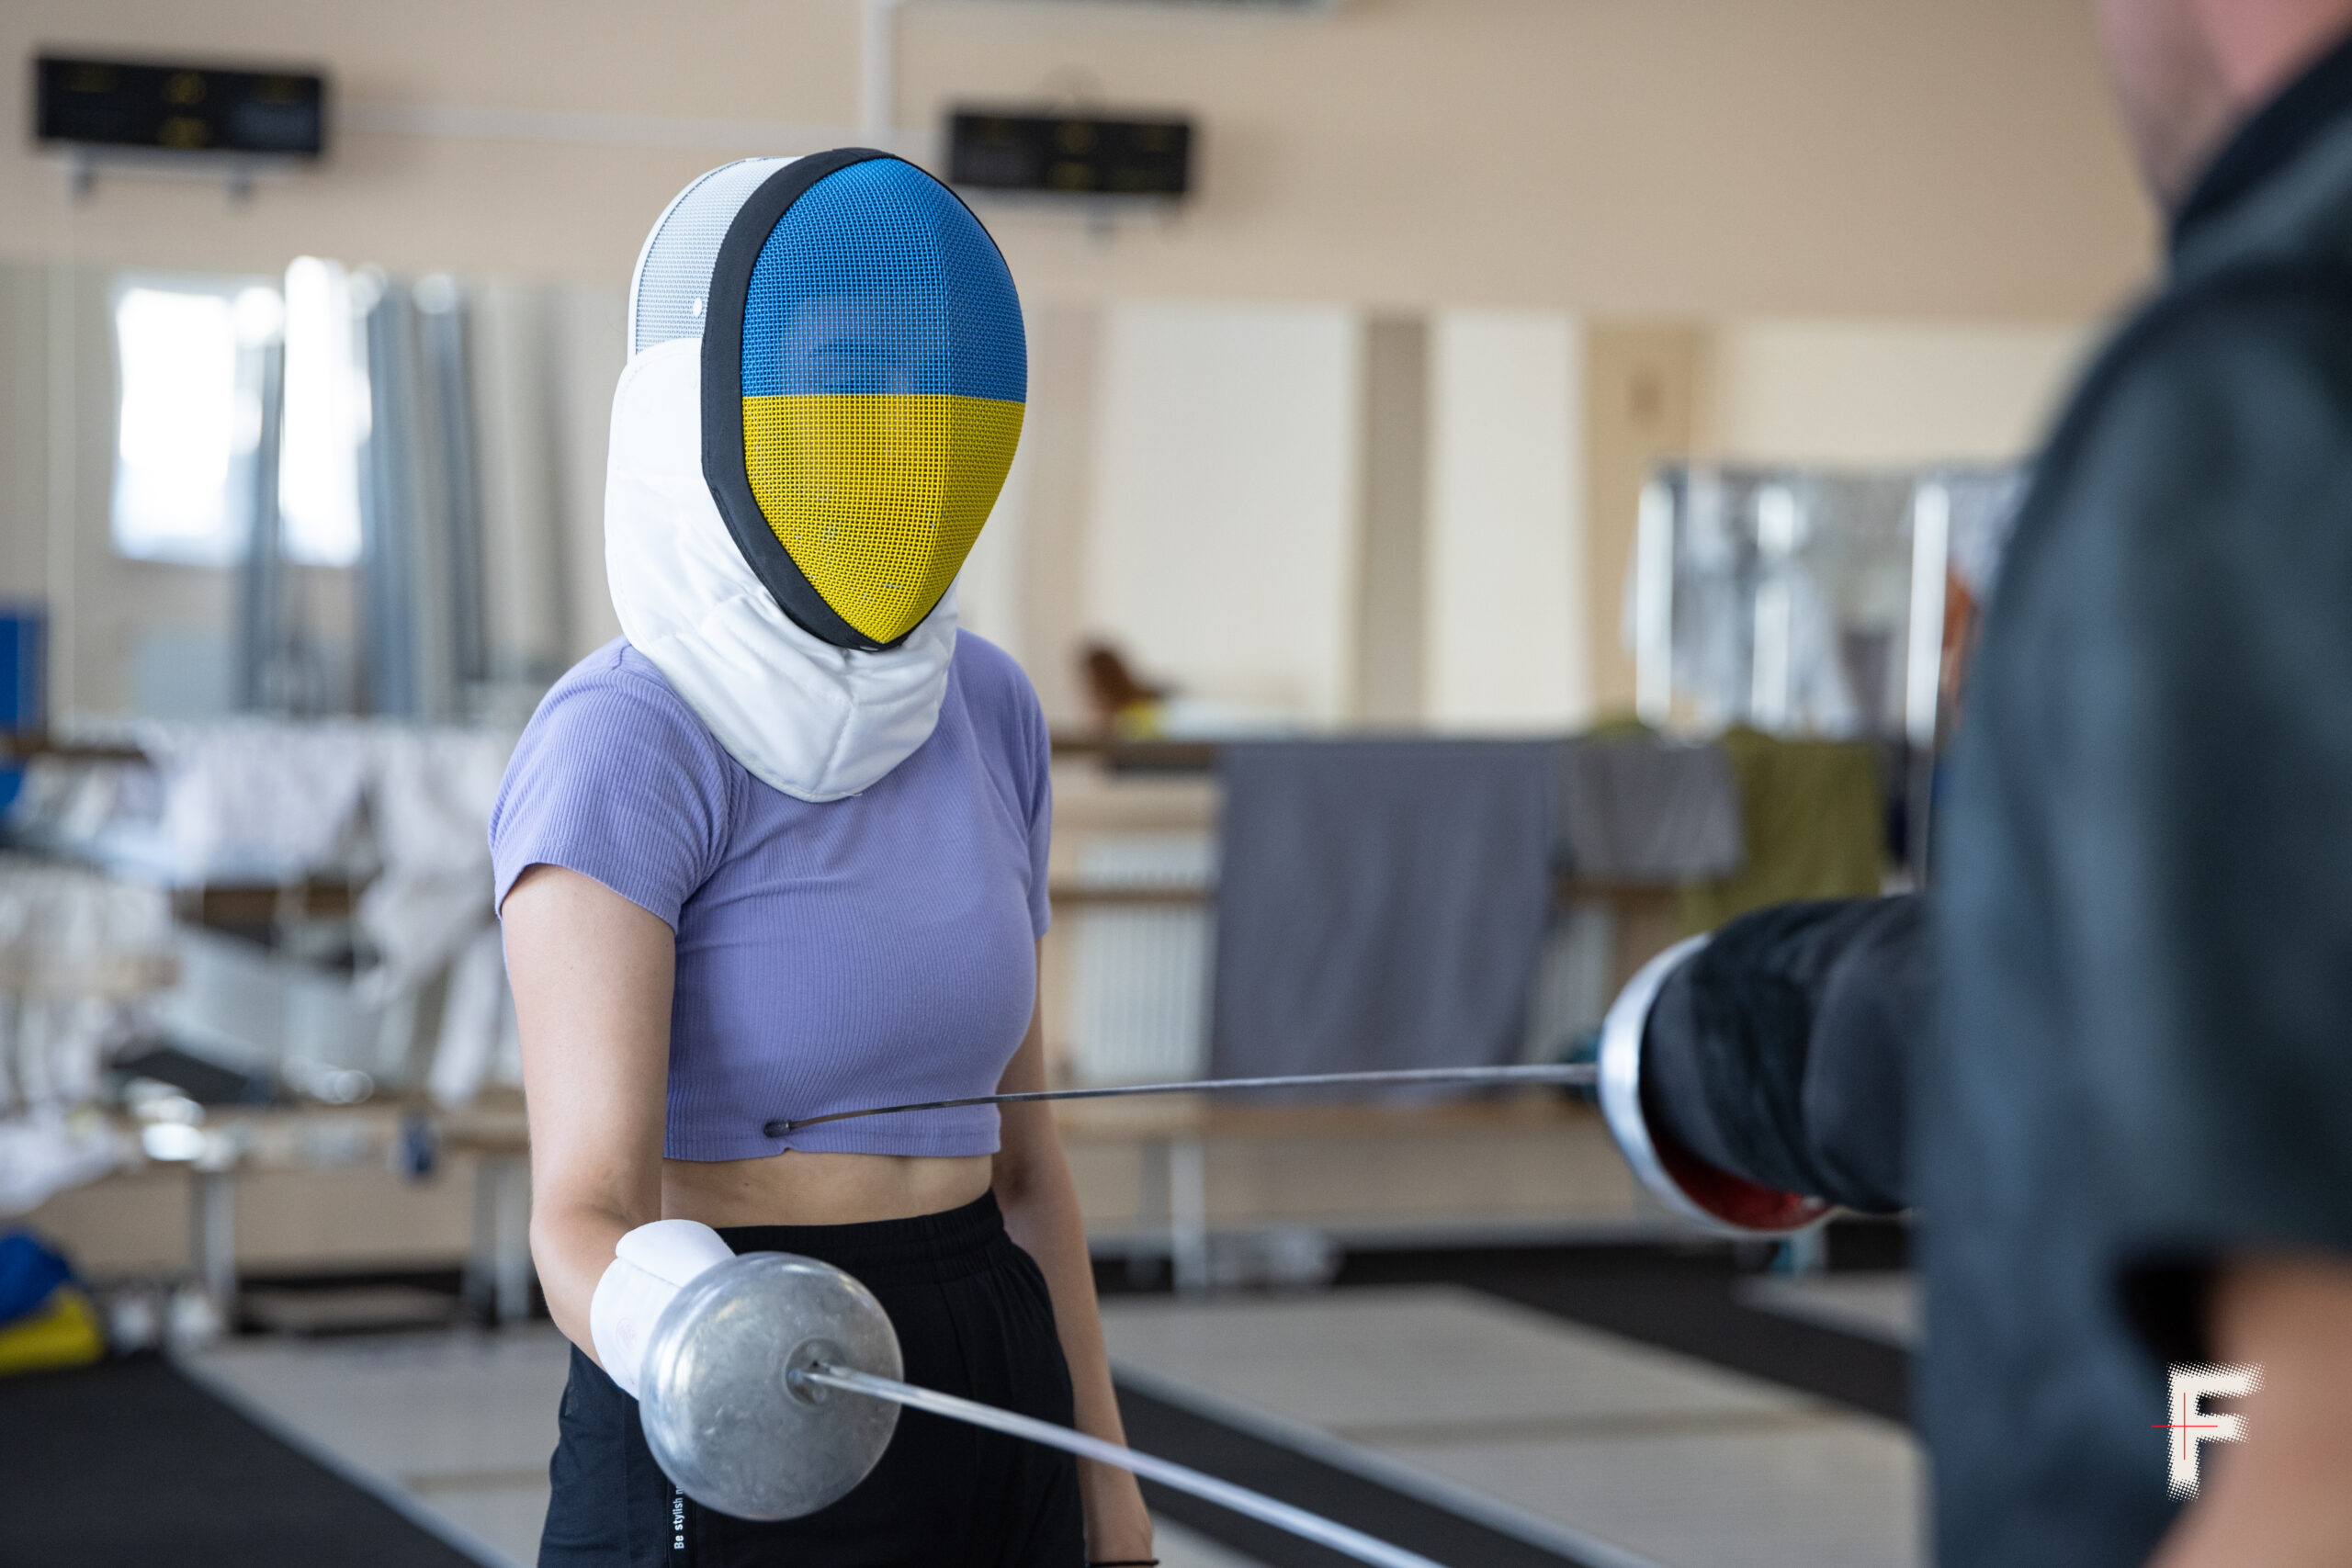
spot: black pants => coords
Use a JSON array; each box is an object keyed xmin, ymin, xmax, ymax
[{"xmin": 538, "ymin": 1192, "xmax": 1085, "ymax": 1567}]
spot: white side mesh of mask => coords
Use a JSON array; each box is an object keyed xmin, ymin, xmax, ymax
[{"xmin": 628, "ymin": 157, "xmax": 798, "ymax": 357}]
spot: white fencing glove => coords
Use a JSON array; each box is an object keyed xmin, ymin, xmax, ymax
[{"xmin": 588, "ymin": 1219, "xmax": 737, "ymax": 1399}]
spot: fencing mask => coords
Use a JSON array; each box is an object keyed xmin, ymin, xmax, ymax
[{"xmin": 606, "ymin": 150, "xmax": 1027, "ymax": 801}]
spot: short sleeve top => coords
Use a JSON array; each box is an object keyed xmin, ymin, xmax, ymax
[{"xmin": 490, "ymin": 633, "xmax": 1051, "ymax": 1160}]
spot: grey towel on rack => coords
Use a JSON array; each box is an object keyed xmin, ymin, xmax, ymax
[
  {"xmin": 1210, "ymin": 739, "xmax": 1557, "ymax": 1094},
  {"xmin": 1555, "ymin": 736, "xmax": 1745, "ymax": 883}
]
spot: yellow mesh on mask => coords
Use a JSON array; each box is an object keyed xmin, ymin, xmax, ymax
[{"xmin": 742, "ymin": 392, "xmax": 1025, "ymax": 645}]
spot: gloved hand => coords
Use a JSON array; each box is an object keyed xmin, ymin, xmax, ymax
[
  {"xmin": 1638, "ymin": 896, "xmax": 1921, "ymax": 1216},
  {"xmin": 1599, "ymin": 932, "xmax": 1829, "ymax": 1235},
  {"xmin": 588, "ymin": 1219, "xmax": 738, "ymax": 1399}
]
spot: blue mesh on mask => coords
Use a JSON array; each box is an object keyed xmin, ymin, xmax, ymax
[{"xmin": 739, "ymin": 158, "xmax": 1025, "ymax": 402}]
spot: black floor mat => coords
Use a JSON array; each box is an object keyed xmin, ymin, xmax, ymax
[
  {"xmin": 1337, "ymin": 1245, "xmax": 1912, "ymax": 1426},
  {"xmin": 0, "ymin": 1359, "xmax": 491, "ymax": 1568}
]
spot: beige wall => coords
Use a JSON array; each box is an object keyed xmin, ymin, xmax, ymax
[
  {"xmin": 1583, "ymin": 321, "xmax": 1712, "ymax": 717},
  {"xmin": 1425, "ymin": 308, "xmax": 1588, "ymax": 730},
  {"xmin": 2, "ymin": 1, "xmax": 2154, "ymax": 725},
  {"xmin": 5, "ymin": 1, "xmax": 2153, "ymax": 318},
  {"xmin": 1088, "ymin": 299, "xmax": 1363, "ymax": 721},
  {"xmin": 1712, "ymin": 318, "xmax": 2097, "ymax": 467}
]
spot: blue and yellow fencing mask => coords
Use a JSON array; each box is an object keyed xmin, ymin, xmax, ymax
[
  {"xmin": 607, "ymin": 152, "xmax": 1027, "ymax": 800},
  {"xmin": 635, "ymin": 149, "xmax": 1025, "ymax": 649}
]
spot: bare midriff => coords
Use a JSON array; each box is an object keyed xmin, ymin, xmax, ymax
[{"xmin": 661, "ymin": 1150, "xmax": 995, "ymax": 1229}]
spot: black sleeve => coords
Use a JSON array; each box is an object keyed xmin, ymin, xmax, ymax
[{"xmin": 1642, "ymin": 895, "xmax": 1926, "ymax": 1213}]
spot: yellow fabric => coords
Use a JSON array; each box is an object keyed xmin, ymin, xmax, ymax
[
  {"xmin": 742, "ymin": 392, "xmax": 1025, "ymax": 644},
  {"xmin": 1679, "ymin": 728, "xmax": 1886, "ymax": 934},
  {"xmin": 0, "ymin": 1286, "xmax": 106, "ymax": 1376}
]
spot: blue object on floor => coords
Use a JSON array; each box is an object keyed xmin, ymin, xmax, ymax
[
  {"xmin": 0, "ymin": 604, "xmax": 47, "ymax": 818},
  {"xmin": 0, "ymin": 1231, "xmax": 74, "ymax": 1328}
]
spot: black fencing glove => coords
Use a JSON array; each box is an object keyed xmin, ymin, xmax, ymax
[{"xmin": 1638, "ymin": 895, "xmax": 1924, "ymax": 1215}]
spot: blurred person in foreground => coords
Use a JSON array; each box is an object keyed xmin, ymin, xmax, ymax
[{"xmin": 1610, "ymin": 3, "xmax": 2352, "ymax": 1564}]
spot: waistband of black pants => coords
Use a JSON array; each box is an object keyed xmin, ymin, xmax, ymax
[{"xmin": 716, "ymin": 1190, "xmax": 1015, "ymax": 1289}]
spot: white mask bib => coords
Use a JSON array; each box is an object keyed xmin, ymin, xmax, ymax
[{"xmin": 603, "ymin": 338, "xmax": 956, "ymax": 803}]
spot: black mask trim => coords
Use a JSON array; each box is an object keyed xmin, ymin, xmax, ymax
[{"xmin": 699, "ymin": 147, "xmax": 899, "ymax": 652}]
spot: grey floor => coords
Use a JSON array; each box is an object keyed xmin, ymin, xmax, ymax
[
  {"xmin": 1102, "ymin": 1285, "xmax": 1920, "ymax": 1568},
  {"xmin": 187, "ymin": 1324, "xmax": 1262, "ymax": 1568},
  {"xmin": 189, "ymin": 1278, "xmax": 1920, "ymax": 1568}
]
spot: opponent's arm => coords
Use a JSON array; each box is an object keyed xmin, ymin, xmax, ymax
[
  {"xmin": 2150, "ymin": 1254, "xmax": 2352, "ymax": 1567},
  {"xmin": 994, "ymin": 945, "xmax": 1156, "ymax": 1565},
  {"xmin": 504, "ymin": 863, "xmax": 679, "ymax": 1360},
  {"xmin": 1616, "ymin": 895, "xmax": 1926, "ymax": 1226}
]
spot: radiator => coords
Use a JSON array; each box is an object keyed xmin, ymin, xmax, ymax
[{"xmin": 1064, "ymin": 834, "xmax": 1216, "ymax": 1087}]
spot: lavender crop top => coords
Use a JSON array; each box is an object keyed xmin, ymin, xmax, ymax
[{"xmin": 490, "ymin": 635, "xmax": 1051, "ymax": 1160}]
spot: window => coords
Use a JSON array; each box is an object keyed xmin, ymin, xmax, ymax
[
  {"xmin": 111, "ymin": 265, "xmax": 369, "ymax": 570},
  {"xmin": 110, "ymin": 279, "xmax": 278, "ymax": 565},
  {"xmin": 277, "ymin": 257, "xmax": 368, "ymax": 569}
]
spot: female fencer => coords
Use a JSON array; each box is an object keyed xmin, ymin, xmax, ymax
[{"xmin": 494, "ymin": 150, "xmax": 1157, "ymax": 1567}]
